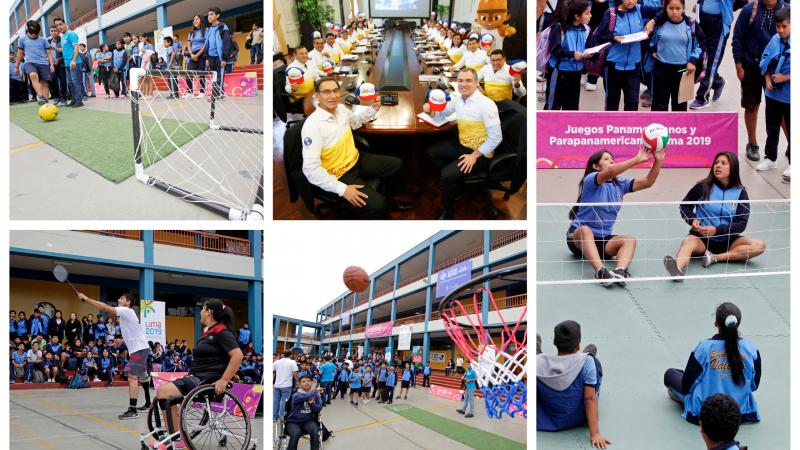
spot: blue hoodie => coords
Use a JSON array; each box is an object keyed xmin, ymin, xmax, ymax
[
  {"xmin": 760, "ymin": 33, "xmax": 790, "ymax": 103},
  {"xmin": 205, "ymin": 23, "xmax": 231, "ymax": 60},
  {"xmin": 286, "ymin": 389, "xmax": 323, "ymax": 423},
  {"xmin": 732, "ymin": 0, "xmax": 787, "ymax": 67}
]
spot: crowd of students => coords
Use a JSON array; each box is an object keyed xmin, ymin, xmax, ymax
[
  {"xmin": 272, "ymin": 349, "xmax": 479, "ymax": 450},
  {"xmin": 11, "ymin": 6, "xmax": 261, "ymax": 107},
  {"xmin": 10, "ymin": 306, "xmax": 262, "ymax": 386},
  {"xmin": 538, "ymin": 301, "xmax": 759, "ymax": 450}
]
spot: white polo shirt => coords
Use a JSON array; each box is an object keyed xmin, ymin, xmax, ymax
[
  {"xmin": 477, "ymin": 63, "xmax": 527, "ymax": 100},
  {"xmin": 434, "ymin": 89, "xmax": 502, "ymax": 156},
  {"xmin": 454, "ymin": 48, "xmax": 490, "ymax": 71},
  {"xmin": 273, "ymin": 357, "xmax": 298, "ymax": 389}
]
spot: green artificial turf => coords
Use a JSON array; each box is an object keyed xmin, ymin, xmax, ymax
[
  {"xmin": 384, "ymin": 403, "xmax": 525, "ymax": 450},
  {"xmin": 10, "ymin": 103, "xmax": 207, "ymax": 182}
]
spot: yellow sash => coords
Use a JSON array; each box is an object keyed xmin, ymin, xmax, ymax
[
  {"xmin": 467, "ymin": 63, "xmax": 486, "ymax": 72},
  {"xmin": 289, "ymin": 77, "xmax": 315, "ymax": 103},
  {"xmin": 342, "ymin": 45, "xmax": 352, "ymax": 54},
  {"xmin": 320, "ymin": 127, "xmax": 360, "ymax": 178},
  {"xmin": 457, "ymin": 119, "xmax": 493, "ymax": 158},
  {"xmin": 332, "ymin": 52, "xmax": 341, "ymax": 64},
  {"xmin": 483, "ymin": 81, "xmax": 513, "ymax": 102},
  {"xmin": 448, "ymin": 52, "xmax": 463, "ymax": 64}
]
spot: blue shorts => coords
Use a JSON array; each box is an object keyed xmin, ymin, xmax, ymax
[{"xmin": 23, "ymin": 62, "xmax": 51, "ymax": 80}]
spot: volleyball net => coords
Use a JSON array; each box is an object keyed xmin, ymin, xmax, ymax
[{"xmin": 536, "ymin": 199, "xmax": 790, "ymax": 285}]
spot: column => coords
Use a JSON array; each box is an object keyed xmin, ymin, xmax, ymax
[
  {"xmin": 41, "ymin": 14, "xmax": 47, "ymax": 35},
  {"xmin": 482, "ymin": 230, "xmax": 491, "ymax": 323},
  {"xmin": 296, "ymin": 321, "xmax": 303, "ymax": 347},
  {"xmin": 194, "ymin": 302, "xmax": 202, "ymax": 343},
  {"xmin": 248, "ymin": 230, "xmax": 263, "ymax": 353},
  {"xmin": 318, "ymin": 326, "xmax": 325, "ymax": 355},
  {"xmin": 63, "ymin": 0, "xmax": 71, "ymax": 26},
  {"xmin": 156, "ymin": 3, "xmax": 168, "ymax": 29},
  {"xmin": 363, "ymin": 279, "xmax": 375, "ymax": 355},
  {"xmin": 95, "ymin": 0, "xmax": 102, "ymax": 28},
  {"xmin": 422, "ymin": 243, "xmax": 435, "ymax": 365},
  {"xmin": 273, "ymin": 317, "xmax": 281, "ymax": 353},
  {"xmin": 98, "ymin": 29, "xmax": 106, "ymax": 44},
  {"xmin": 23, "ymin": 0, "xmax": 29, "ymax": 20},
  {"xmin": 140, "ymin": 231, "xmax": 154, "ymax": 301},
  {"xmin": 386, "ymin": 264, "xmax": 399, "ymax": 359}
]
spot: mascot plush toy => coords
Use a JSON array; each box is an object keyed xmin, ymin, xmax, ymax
[{"xmin": 475, "ymin": 0, "xmax": 516, "ymax": 49}]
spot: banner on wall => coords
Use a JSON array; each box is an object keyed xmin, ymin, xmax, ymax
[
  {"xmin": 341, "ymin": 310, "xmax": 351, "ymax": 325},
  {"xmin": 436, "ymin": 260, "xmax": 473, "ymax": 298},
  {"xmin": 154, "ymin": 26, "xmax": 174, "ymax": 60},
  {"xmin": 412, "ymin": 345, "xmax": 423, "ymax": 363},
  {"xmin": 429, "ymin": 352, "xmax": 446, "ymax": 363},
  {"xmin": 536, "ymin": 111, "xmax": 738, "ymax": 168},
  {"xmin": 365, "ymin": 321, "xmax": 393, "ymax": 338},
  {"xmin": 140, "ymin": 300, "xmax": 166, "ymax": 346},
  {"xmin": 75, "ymin": 26, "xmax": 88, "ymax": 45},
  {"xmin": 398, "ymin": 325, "xmax": 412, "ymax": 350}
]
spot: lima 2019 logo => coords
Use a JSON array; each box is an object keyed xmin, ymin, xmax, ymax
[{"xmin": 141, "ymin": 300, "xmax": 156, "ymax": 318}]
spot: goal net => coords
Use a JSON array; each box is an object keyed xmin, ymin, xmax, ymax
[{"xmin": 128, "ymin": 68, "xmax": 263, "ymax": 220}]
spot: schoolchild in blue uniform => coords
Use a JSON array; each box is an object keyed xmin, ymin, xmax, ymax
[
  {"xmin": 733, "ymin": 0, "xmax": 786, "ymax": 162},
  {"xmin": 545, "ymin": 0, "xmax": 593, "ymax": 110},
  {"xmin": 699, "ymin": 394, "xmax": 749, "ymax": 450},
  {"xmin": 185, "ymin": 14, "xmax": 208, "ymax": 98},
  {"xmin": 664, "ymin": 302, "xmax": 761, "ymax": 425},
  {"xmin": 649, "ymin": 0, "xmax": 705, "ymax": 110},
  {"xmin": 591, "ymin": 0, "xmax": 662, "ymax": 110},
  {"xmin": 112, "ymin": 40, "xmax": 128, "ymax": 97},
  {"xmin": 348, "ymin": 365, "xmax": 363, "ymax": 407},
  {"xmin": 759, "ymin": 7, "xmax": 791, "ymax": 179},
  {"xmin": 205, "ymin": 7, "xmax": 232, "ymax": 99},
  {"xmin": 663, "ymin": 151, "xmax": 766, "ymax": 278},
  {"xmin": 537, "ymin": 321, "xmax": 610, "ymax": 449},
  {"xmin": 566, "ymin": 147, "xmax": 664, "ymax": 286}
]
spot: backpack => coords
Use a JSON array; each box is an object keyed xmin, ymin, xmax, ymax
[
  {"xmin": 321, "ymin": 421, "xmax": 333, "ymax": 441},
  {"xmin": 66, "ymin": 356, "xmax": 79, "ymax": 371},
  {"xmin": 68, "ymin": 373, "xmax": 85, "ymax": 389},
  {"xmin": 536, "ymin": 26, "xmax": 556, "ymax": 72},
  {"xmin": 33, "ymin": 370, "xmax": 45, "ymax": 384},
  {"xmin": 585, "ymin": 6, "xmax": 617, "ymax": 77}
]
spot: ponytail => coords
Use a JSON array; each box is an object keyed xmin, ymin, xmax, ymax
[
  {"xmin": 204, "ymin": 298, "xmax": 234, "ymax": 331},
  {"xmin": 716, "ymin": 302, "xmax": 744, "ymax": 386}
]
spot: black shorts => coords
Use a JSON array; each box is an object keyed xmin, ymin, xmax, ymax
[
  {"xmin": 566, "ymin": 226, "xmax": 616, "ymax": 260},
  {"xmin": 172, "ymin": 374, "xmax": 204, "ymax": 396},
  {"xmin": 691, "ymin": 232, "xmax": 741, "ymax": 254},
  {"xmin": 740, "ymin": 63, "xmax": 765, "ymax": 109},
  {"xmin": 401, "ymin": 380, "xmax": 410, "ymax": 389}
]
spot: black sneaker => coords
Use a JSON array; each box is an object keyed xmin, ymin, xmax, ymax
[
  {"xmin": 137, "ymin": 403, "xmax": 151, "ymax": 411},
  {"xmin": 612, "ymin": 268, "xmax": 630, "ymax": 287},
  {"xmin": 464, "ymin": 413, "xmax": 474, "ymax": 418},
  {"xmin": 663, "ymin": 256, "xmax": 684, "ymax": 281},
  {"xmin": 595, "ymin": 267, "xmax": 619, "ymax": 288},
  {"xmin": 118, "ymin": 409, "xmax": 139, "ymax": 420},
  {"xmin": 746, "ymin": 143, "xmax": 760, "ymax": 161},
  {"xmin": 456, "ymin": 409, "xmax": 465, "ymax": 415}
]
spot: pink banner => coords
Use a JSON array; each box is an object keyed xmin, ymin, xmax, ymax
[
  {"xmin": 365, "ymin": 321, "xmax": 393, "ymax": 338},
  {"xmin": 150, "ymin": 372, "xmax": 263, "ymax": 419},
  {"xmin": 428, "ymin": 384, "xmax": 464, "ymax": 401},
  {"xmin": 177, "ymin": 72, "xmax": 258, "ymax": 97},
  {"xmin": 537, "ymin": 111, "xmax": 738, "ymax": 168}
]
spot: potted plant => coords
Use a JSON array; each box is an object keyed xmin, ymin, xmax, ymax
[{"xmin": 296, "ymin": 0, "xmax": 335, "ymax": 49}]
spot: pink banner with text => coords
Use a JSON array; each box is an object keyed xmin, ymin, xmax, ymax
[
  {"xmin": 537, "ymin": 111, "xmax": 738, "ymax": 169},
  {"xmin": 428, "ymin": 384, "xmax": 464, "ymax": 401},
  {"xmin": 365, "ymin": 321, "xmax": 393, "ymax": 338}
]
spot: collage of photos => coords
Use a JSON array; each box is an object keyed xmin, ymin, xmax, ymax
[{"xmin": 536, "ymin": 0, "xmax": 790, "ymax": 448}]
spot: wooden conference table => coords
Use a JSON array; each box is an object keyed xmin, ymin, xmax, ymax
[{"xmin": 329, "ymin": 28, "xmax": 457, "ymax": 135}]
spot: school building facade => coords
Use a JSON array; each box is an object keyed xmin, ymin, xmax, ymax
[
  {"xmin": 308, "ymin": 230, "xmax": 527, "ymax": 372},
  {"xmin": 10, "ymin": 230, "xmax": 263, "ymax": 351},
  {"xmin": 9, "ymin": 0, "xmax": 262, "ymax": 66}
]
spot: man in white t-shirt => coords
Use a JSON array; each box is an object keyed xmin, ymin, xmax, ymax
[
  {"xmin": 456, "ymin": 355, "xmax": 465, "ymax": 374},
  {"xmin": 77, "ymin": 291, "xmax": 152, "ymax": 419},
  {"xmin": 273, "ymin": 350, "xmax": 299, "ymax": 421}
]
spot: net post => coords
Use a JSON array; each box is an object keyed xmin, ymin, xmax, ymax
[
  {"xmin": 209, "ymin": 71, "xmax": 219, "ymax": 129},
  {"xmin": 128, "ymin": 68, "xmax": 148, "ymax": 184}
]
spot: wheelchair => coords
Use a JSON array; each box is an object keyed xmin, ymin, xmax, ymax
[
  {"xmin": 141, "ymin": 382, "xmax": 255, "ymax": 450},
  {"xmin": 272, "ymin": 392, "xmax": 324, "ymax": 450}
]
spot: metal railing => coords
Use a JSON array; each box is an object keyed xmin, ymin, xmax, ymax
[
  {"xmin": 102, "ymin": 0, "xmax": 131, "ymax": 14},
  {"xmin": 70, "ymin": 9, "xmax": 98, "ymax": 29},
  {"xmin": 80, "ymin": 230, "xmax": 142, "ymax": 240},
  {"xmin": 154, "ymin": 230, "xmax": 251, "ymax": 256},
  {"xmin": 491, "ymin": 230, "xmax": 527, "ymax": 250}
]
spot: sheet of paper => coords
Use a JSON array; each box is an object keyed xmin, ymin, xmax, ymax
[
  {"xmin": 418, "ymin": 74, "xmax": 441, "ymax": 82},
  {"xmin": 417, "ymin": 112, "xmax": 456, "ymax": 128},
  {"xmin": 352, "ymin": 105, "xmax": 374, "ymax": 116},
  {"xmin": 678, "ymin": 71, "xmax": 695, "ymax": 104},
  {"xmin": 583, "ymin": 42, "xmax": 611, "ymax": 55},
  {"xmin": 618, "ymin": 31, "xmax": 649, "ymax": 44}
]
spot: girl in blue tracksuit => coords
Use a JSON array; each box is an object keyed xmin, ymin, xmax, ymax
[
  {"xmin": 664, "ymin": 302, "xmax": 761, "ymax": 424},
  {"xmin": 112, "ymin": 40, "xmax": 127, "ymax": 97},
  {"xmin": 546, "ymin": 0, "xmax": 593, "ymax": 110},
  {"xmin": 663, "ymin": 151, "xmax": 766, "ymax": 278},
  {"xmin": 760, "ymin": 8, "xmax": 791, "ymax": 172},
  {"xmin": 592, "ymin": 0, "xmax": 662, "ymax": 110},
  {"xmin": 649, "ymin": 0, "xmax": 705, "ymax": 110}
]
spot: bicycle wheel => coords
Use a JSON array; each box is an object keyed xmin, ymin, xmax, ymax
[{"xmin": 179, "ymin": 385, "xmax": 252, "ymax": 450}]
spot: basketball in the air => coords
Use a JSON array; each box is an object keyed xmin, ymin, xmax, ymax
[
  {"xmin": 642, "ymin": 123, "xmax": 669, "ymax": 152},
  {"xmin": 343, "ymin": 266, "xmax": 369, "ymax": 292},
  {"xmin": 38, "ymin": 104, "xmax": 58, "ymax": 122}
]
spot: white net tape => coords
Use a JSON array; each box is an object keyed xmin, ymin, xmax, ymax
[
  {"xmin": 537, "ymin": 199, "xmax": 790, "ymax": 284},
  {"xmin": 472, "ymin": 346, "xmax": 528, "ymax": 388},
  {"xmin": 130, "ymin": 68, "xmax": 263, "ymax": 219}
]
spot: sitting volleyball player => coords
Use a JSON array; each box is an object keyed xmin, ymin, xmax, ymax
[
  {"xmin": 476, "ymin": 49, "xmax": 526, "ymax": 102},
  {"xmin": 537, "ymin": 321, "xmax": 611, "ymax": 449},
  {"xmin": 301, "ymin": 77, "xmax": 413, "ymax": 218},
  {"xmin": 663, "ymin": 302, "xmax": 761, "ymax": 425},
  {"xmin": 566, "ymin": 147, "xmax": 664, "ymax": 286},
  {"xmin": 663, "ymin": 151, "xmax": 766, "ymax": 279},
  {"xmin": 700, "ymin": 394, "xmax": 750, "ymax": 450}
]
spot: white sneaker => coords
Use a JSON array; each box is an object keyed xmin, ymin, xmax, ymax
[
  {"xmin": 585, "ymin": 83, "xmax": 597, "ymax": 91},
  {"xmin": 94, "ymin": 377, "xmax": 101, "ymax": 382},
  {"xmin": 782, "ymin": 165, "xmax": 790, "ymax": 183},
  {"xmin": 196, "ymin": 92, "xmax": 206, "ymax": 98},
  {"xmin": 581, "ymin": 74, "xmax": 587, "ymax": 85},
  {"xmin": 701, "ymin": 251, "xmax": 718, "ymax": 268},
  {"xmin": 182, "ymin": 93, "xmax": 194, "ymax": 99},
  {"xmin": 756, "ymin": 159, "xmax": 777, "ymax": 171}
]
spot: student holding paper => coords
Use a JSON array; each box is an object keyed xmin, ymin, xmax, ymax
[
  {"xmin": 592, "ymin": 0, "xmax": 661, "ymax": 111},
  {"xmin": 649, "ymin": 0, "xmax": 705, "ymax": 111},
  {"xmin": 544, "ymin": 0, "xmax": 593, "ymax": 110}
]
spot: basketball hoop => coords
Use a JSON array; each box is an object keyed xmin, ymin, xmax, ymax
[{"xmin": 439, "ymin": 263, "xmax": 527, "ymax": 419}]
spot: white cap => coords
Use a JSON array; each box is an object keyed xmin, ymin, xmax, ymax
[
  {"xmin": 459, "ymin": 28, "xmax": 467, "ymax": 36},
  {"xmin": 321, "ymin": 60, "xmax": 335, "ymax": 74},
  {"xmin": 357, "ymin": 82, "xmax": 377, "ymax": 102},
  {"xmin": 468, "ymin": 33, "xmax": 480, "ymax": 42},
  {"xmin": 427, "ymin": 89, "xmax": 448, "ymax": 112},
  {"xmin": 287, "ymin": 67, "xmax": 305, "ymax": 85},
  {"xmin": 480, "ymin": 33, "xmax": 495, "ymax": 50},
  {"xmin": 509, "ymin": 61, "xmax": 527, "ymax": 76},
  {"xmin": 312, "ymin": 31, "xmax": 322, "ymax": 39}
]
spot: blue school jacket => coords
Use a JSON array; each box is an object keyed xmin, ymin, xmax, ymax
[
  {"xmin": 761, "ymin": 34, "xmax": 791, "ymax": 103},
  {"xmin": 547, "ymin": 23, "xmax": 591, "ymax": 72},
  {"xmin": 595, "ymin": 4, "xmax": 661, "ymax": 70},
  {"xmin": 651, "ymin": 18, "xmax": 704, "ymax": 66}
]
